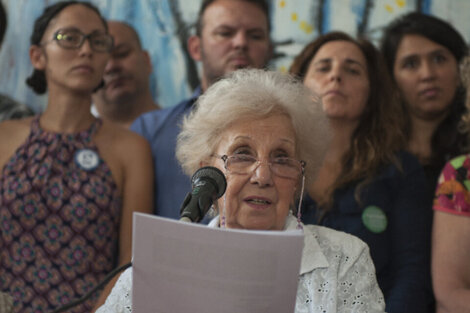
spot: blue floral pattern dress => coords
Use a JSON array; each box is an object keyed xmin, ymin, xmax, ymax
[{"xmin": 0, "ymin": 116, "xmax": 121, "ymax": 312}]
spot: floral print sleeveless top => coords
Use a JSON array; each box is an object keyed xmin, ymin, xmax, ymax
[
  {"xmin": 0, "ymin": 116, "xmax": 121, "ymax": 312},
  {"xmin": 434, "ymin": 154, "xmax": 470, "ymax": 217}
]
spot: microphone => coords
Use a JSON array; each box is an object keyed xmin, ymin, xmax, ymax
[{"xmin": 179, "ymin": 166, "xmax": 227, "ymax": 223}]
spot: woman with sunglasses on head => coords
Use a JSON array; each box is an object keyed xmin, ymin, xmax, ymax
[{"xmin": 0, "ymin": 2, "xmax": 153, "ymax": 312}]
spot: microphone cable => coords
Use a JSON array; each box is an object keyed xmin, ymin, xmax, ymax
[{"xmin": 50, "ymin": 262, "xmax": 132, "ymax": 313}]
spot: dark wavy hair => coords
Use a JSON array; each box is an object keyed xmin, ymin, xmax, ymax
[
  {"xmin": 26, "ymin": 1, "xmax": 108, "ymax": 94},
  {"xmin": 458, "ymin": 57, "xmax": 470, "ymax": 147},
  {"xmin": 381, "ymin": 12, "xmax": 469, "ymax": 168},
  {"xmin": 290, "ymin": 31, "xmax": 406, "ymax": 210}
]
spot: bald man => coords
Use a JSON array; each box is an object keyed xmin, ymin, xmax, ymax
[{"xmin": 93, "ymin": 21, "xmax": 159, "ymax": 128}]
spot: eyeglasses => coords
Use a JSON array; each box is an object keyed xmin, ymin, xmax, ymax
[
  {"xmin": 47, "ymin": 29, "xmax": 114, "ymax": 53},
  {"xmin": 216, "ymin": 154, "xmax": 306, "ymax": 180}
]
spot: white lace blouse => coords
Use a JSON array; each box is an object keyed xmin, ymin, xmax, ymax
[{"xmin": 96, "ymin": 215, "xmax": 385, "ymax": 313}]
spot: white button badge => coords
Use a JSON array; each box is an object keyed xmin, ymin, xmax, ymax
[{"xmin": 74, "ymin": 149, "xmax": 100, "ymax": 171}]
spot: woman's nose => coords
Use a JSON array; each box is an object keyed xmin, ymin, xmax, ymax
[
  {"xmin": 419, "ymin": 60, "xmax": 437, "ymax": 81},
  {"xmin": 78, "ymin": 38, "xmax": 93, "ymax": 56},
  {"xmin": 250, "ymin": 161, "xmax": 274, "ymax": 187},
  {"xmin": 329, "ymin": 67, "xmax": 342, "ymax": 82}
]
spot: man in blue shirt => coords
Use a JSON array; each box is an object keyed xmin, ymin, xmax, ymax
[{"xmin": 131, "ymin": 0, "xmax": 273, "ymax": 218}]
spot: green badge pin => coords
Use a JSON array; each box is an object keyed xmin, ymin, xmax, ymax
[{"xmin": 362, "ymin": 205, "xmax": 387, "ymax": 233}]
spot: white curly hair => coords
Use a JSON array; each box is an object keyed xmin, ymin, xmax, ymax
[{"xmin": 176, "ymin": 68, "xmax": 330, "ymax": 188}]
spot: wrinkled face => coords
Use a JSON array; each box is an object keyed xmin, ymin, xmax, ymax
[
  {"xmin": 192, "ymin": 0, "xmax": 271, "ymax": 90},
  {"xmin": 95, "ymin": 21, "xmax": 151, "ymax": 104},
  {"xmin": 211, "ymin": 114, "xmax": 300, "ymax": 231},
  {"xmin": 32, "ymin": 4, "xmax": 110, "ymax": 93},
  {"xmin": 393, "ymin": 34, "xmax": 460, "ymax": 120},
  {"xmin": 303, "ymin": 41, "xmax": 370, "ymax": 122}
]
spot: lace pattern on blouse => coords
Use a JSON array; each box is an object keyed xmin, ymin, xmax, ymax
[{"xmin": 96, "ymin": 217, "xmax": 385, "ymax": 313}]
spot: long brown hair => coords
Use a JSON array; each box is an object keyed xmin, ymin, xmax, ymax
[
  {"xmin": 458, "ymin": 56, "xmax": 470, "ymax": 145},
  {"xmin": 381, "ymin": 12, "xmax": 468, "ymax": 169},
  {"xmin": 290, "ymin": 32, "xmax": 407, "ymax": 211}
]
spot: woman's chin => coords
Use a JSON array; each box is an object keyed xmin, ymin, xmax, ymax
[{"xmin": 236, "ymin": 219, "xmax": 277, "ymax": 231}]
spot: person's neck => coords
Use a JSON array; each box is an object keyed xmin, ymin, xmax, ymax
[
  {"xmin": 201, "ymin": 77, "xmax": 209, "ymax": 93},
  {"xmin": 408, "ymin": 114, "xmax": 445, "ymax": 164},
  {"xmin": 97, "ymin": 91, "xmax": 159, "ymax": 128},
  {"xmin": 308, "ymin": 119, "xmax": 354, "ymax": 200},
  {"xmin": 327, "ymin": 118, "xmax": 357, "ymax": 159},
  {"xmin": 127, "ymin": 91, "xmax": 160, "ymax": 121},
  {"xmin": 41, "ymin": 88, "xmax": 95, "ymax": 133}
]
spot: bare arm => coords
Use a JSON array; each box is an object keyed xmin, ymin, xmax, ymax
[
  {"xmin": 0, "ymin": 118, "xmax": 32, "ymax": 170},
  {"xmin": 92, "ymin": 133, "xmax": 154, "ymax": 311},
  {"xmin": 432, "ymin": 211, "xmax": 470, "ymax": 313}
]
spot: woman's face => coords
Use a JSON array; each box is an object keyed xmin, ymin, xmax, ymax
[
  {"xmin": 303, "ymin": 40, "xmax": 370, "ymax": 122},
  {"xmin": 393, "ymin": 34, "xmax": 460, "ymax": 120},
  {"xmin": 31, "ymin": 4, "xmax": 110, "ymax": 93},
  {"xmin": 211, "ymin": 114, "xmax": 300, "ymax": 231}
]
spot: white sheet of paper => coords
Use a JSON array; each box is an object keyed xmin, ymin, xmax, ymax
[{"xmin": 132, "ymin": 213, "xmax": 304, "ymax": 313}]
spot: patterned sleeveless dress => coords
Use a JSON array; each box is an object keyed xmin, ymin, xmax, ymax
[{"xmin": 0, "ymin": 116, "xmax": 121, "ymax": 313}]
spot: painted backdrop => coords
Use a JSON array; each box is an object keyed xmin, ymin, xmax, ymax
[{"xmin": 1, "ymin": 0, "xmax": 470, "ymax": 111}]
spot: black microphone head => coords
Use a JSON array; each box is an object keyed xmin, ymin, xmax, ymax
[{"xmin": 191, "ymin": 166, "xmax": 227, "ymax": 199}]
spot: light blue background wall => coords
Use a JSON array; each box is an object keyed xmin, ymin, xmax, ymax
[{"xmin": 1, "ymin": 0, "xmax": 470, "ymax": 112}]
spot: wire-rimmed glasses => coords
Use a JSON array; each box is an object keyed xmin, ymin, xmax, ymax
[
  {"xmin": 216, "ymin": 154, "xmax": 306, "ymax": 180},
  {"xmin": 45, "ymin": 28, "xmax": 114, "ymax": 53}
]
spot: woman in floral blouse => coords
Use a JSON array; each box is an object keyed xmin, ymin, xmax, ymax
[{"xmin": 432, "ymin": 56, "xmax": 470, "ymax": 313}]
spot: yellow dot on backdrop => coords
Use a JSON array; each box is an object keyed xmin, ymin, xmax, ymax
[
  {"xmin": 305, "ymin": 23, "xmax": 313, "ymax": 34},
  {"xmin": 280, "ymin": 0, "xmax": 286, "ymax": 8},
  {"xmin": 280, "ymin": 66, "xmax": 287, "ymax": 73},
  {"xmin": 385, "ymin": 4, "xmax": 394, "ymax": 13},
  {"xmin": 292, "ymin": 12, "xmax": 298, "ymax": 22},
  {"xmin": 396, "ymin": 0, "xmax": 406, "ymax": 8},
  {"xmin": 300, "ymin": 21, "xmax": 313, "ymax": 34}
]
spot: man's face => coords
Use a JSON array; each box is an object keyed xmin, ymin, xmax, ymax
[
  {"xmin": 96, "ymin": 21, "xmax": 151, "ymax": 104},
  {"xmin": 189, "ymin": 0, "xmax": 272, "ymax": 91}
]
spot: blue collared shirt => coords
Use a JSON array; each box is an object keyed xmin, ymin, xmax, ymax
[{"xmin": 130, "ymin": 88, "xmax": 201, "ymax": 218}]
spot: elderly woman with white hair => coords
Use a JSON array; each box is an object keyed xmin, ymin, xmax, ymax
[{"xmin": 96, "ymin": 69, "xmax": 386, "ymax": 313}]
